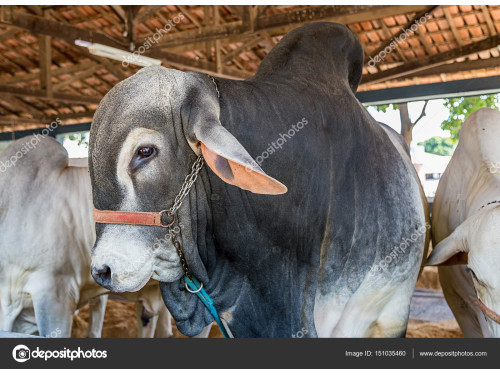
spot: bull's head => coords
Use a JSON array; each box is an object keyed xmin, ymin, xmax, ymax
[
  {"xmin": 426, "ymin": 206, "xmax": 500, "ymax": 336},
  {"xmin": 89, "ymin": 66, "xmax": 286, "ymax": 294}
]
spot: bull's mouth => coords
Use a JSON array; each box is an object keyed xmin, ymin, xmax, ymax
[{"xmin": 127, "ymin": 272, "xmax": 154, "ymax": 293}]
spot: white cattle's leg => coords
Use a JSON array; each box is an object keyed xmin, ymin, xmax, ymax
[
  {"xmin": 154, "ymin": 304, "xmax": 173, "ymax": 338},
  {"xmin": 31, "ymin": 289, "xmax": 75, "ymax": 338},
  {"xmin": 439, "ymin": 265, "xmax": 491, "ymax": 338},
  {"xmin": 0, "ymin": 304, "xmax": 21, "ymax": 333},
  {"xmin": 135, "ymin": 301, "xmax": 158, "ymax": 338},
  {"xmin": 86, "ymin": 294, "xmax": 108, "ymax": 338},
  {"xmin": 192, "ymin": 323, "xmax": 213, "ymax": 338}
]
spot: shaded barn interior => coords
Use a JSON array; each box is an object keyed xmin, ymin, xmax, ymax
[
  {"xmin": 1, "ymin": 5, "xmax": 500, "ymax": 133},
  {"xmin": 0, "ymin": 5, "xmax": 496, "ymax": 338}
]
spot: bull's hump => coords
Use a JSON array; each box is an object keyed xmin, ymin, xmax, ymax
[
  {"xmin": 252, "ymin": 22, "xmax": 364, "ymax": 93},
  {"xmin": 460, "ymin": 108, "xmax": 500, "ymax": 165}
]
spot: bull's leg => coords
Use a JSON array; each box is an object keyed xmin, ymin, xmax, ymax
[
  {"xmin": 31, "ymin": 288, "xmax": 76, "ymax": 338},
  {"xmin": 369, "ymin": 284, "xmax": 413, "ymax": 338},
  {"xmin": 192, "ymin": 323, "xmax": 213, "ymax": 338},
  {"xmin": 154, "ymin": 304, "xmax": 173, "ymax": 338},
  {"xmin": 87, "ymin": 294, "xmax": 108, "ymax": 338},
  {"xmin": 326, "ymin": 278, "xmax": 414, "ymax": 338},
  {"xmin": 438, "ymin": 265, "xmax": 491, "ymax": 338},
  {"xmin": 135, "ymin": 301, "xmax": 158, "ymax": 338}
]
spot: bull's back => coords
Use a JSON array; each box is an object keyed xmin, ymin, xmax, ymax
[
  {"xmin": 0, "ymin": 137, "xmax": 94, "ymax": 282},
  {"xmin": 433, "ymin": 108, "xmax": 500, "ymax": 242}
]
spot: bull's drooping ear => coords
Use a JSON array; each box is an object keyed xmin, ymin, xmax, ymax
[
  {"xmin": 426, "ymin": 219, "xmax": 472, "ymax": 266},
  {"xmin": 194, "ymin": 120, "xmax": 287, "ymax": 195}
]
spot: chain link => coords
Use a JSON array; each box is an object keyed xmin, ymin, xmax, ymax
[
  {"xmin": 166, "ymin": 154, "xmax": 204, "ymax": 217},
  {"xmin": 170, "ymin": 230, "xmax": 191, "ymax": 279},
  {"xmin": 162, "ymin": 154, "xmax": 204, "ymax": 279},
  {"xmin": 162, "ymin": 73, "xmax": 218, "ymax": 279}
]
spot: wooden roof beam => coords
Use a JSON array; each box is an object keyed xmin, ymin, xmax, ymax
[
  {"xmin": 0, "ymin": 8, "xmax": 127, "ymax": 49},
  {"xmin": 39, "ymin": 9, "xmax": 53, "ymax": 98},
  {"xmin": 366, "ymin": 5, "xmax": 438, "ymax": 64},
  {"xmin": 222, "ymin": 35, "xmax": 263, "ymax": 63},
  {"xmin": 155, "ymin": 5, "xmax": 430, "ymax": 49},
  {"xmin": 0, "ymin": 111, "xmax": 94, "ymax": 126},
  {"xmin": 146, "ymin": 49, "xmax": 251, "ymax": 80},
  {"xmin": 133, "ymin": 5, "xmax": 165, "ymax": 25},
  {"xmin": 2, "ymin": 96, "xmax": 45, "ymax": 118},
  {"xmin": 0, "ymin": 62, "xmax": 99, "ymax": 85},
  {"xmin": 0, "ymin": 85, "xmax": 101, "ymax": 105},
  {"xmin": 443, "ymin": 7, "xmax": 463, "ymax": 47},
  {"xmin": 362, "ymin": 33, "xmax": 500, "ymax": 84},
  {"xmin": 389, "ymin": 56, "xmax": 500, "ymax": 81}
]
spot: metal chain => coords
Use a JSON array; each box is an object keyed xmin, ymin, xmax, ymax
[
  {"xmin": 166, "ymin": 154, "xmax": 204, "ymax": 217},
  {"xmin": 163, "ymin": 73, "xmax": 218, "ymax": 280},
  {"xmin": 163, "ymin": 155, "xmax": 204, "ymax": 279},
  {"xmin": 170, "ymin": 230, "xmax": 191, "ymax": 279}
]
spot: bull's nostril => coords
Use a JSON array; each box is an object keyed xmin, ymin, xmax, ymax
[{"xmin": 94, "ymin": 265, "xmax": 112, "ymax": 285}]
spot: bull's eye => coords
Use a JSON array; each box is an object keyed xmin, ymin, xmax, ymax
[
  {"xmin": 138, "ymin": 146, "xmax": 155, "ymax": 159},
  {"xmin": 130, "ymin": 145, "xmax": 157, "ymax": 171}
]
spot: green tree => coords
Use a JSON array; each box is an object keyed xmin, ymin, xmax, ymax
[
  {"xmin": 68, "ymin": 132, "xmax": 89, "ymax": 148},
  {"xmin": 417, "ymin": 136, "xmax": 455, "ymax": 156},
  {"xmin": 442, "ymin": 95, "xmax": 499, "ymax": 143},
  {"xmin": 371, "ymin": 101, "xmax": 428, "ymax": 147}
]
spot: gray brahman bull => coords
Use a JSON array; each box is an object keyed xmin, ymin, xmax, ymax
[{"xmin": 88, "ymin": 23, "xmax": 428, "ymax": 337}]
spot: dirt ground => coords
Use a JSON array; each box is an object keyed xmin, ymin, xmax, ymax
[
  {"xmin": 72, "ymin": 268, "xmax": 459, "ymax": 338},
  {"xmin": 406, "ymin": 319, "xmax": 462, "ymax": 338},
  {"xmin": 416, "ymin": 267, "xmax": 441, "ymax": 290},
  {"xmin": 72, "ymin": 300, "xmax": 224, "ymax": 338}
]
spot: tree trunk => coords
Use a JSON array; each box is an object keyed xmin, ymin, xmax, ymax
[{"xmin": 399, "ymin": 103, "xmax": 414, "ymax": 147}]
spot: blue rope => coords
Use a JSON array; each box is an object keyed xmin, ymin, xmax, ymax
[{"xmin": 184, "ymin": 275, "xmax": 231, "ymax": 338}]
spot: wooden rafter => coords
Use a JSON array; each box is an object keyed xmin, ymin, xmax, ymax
[
  {"xmin": 366, "ymin": 6, "xmax": 438, "ymax": 63},
  {"xmin": 362, "ymin": 33, "xmax": 500, "ymax": 84},
  {"xmin": 481, "ymin": 5, "xmax": 497, "ymax": 36},
  {"xmin": 0, "ymin": 9, "xmax": 126, "ymax": 49},
  {"xmin": 155, "ymin": 5, "xmax": 430, "ymax": 49},
  {"xmin": 0, "ymin": 84, "xmax": 101, "ymax": 105},
  {"xmin": 222, "ymin": 35, "xmax": 263, "ymax": 63},
  {"xmin": 133, "ymin": 5, "xmax": 165, "ymax": 25},
  {"xmin": 443, "ymin": 7, "xmax": 463, "ymax": 47},
  {"xmin": 39, "ymin": 9, "xmax": 52, "ymax": 97},
  {"xmin": 392, "ymin": 56, "xmax": 500, "ymax": 81}
]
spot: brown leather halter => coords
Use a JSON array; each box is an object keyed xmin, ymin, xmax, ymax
[
  {"xmin": 93, "ymin": 208, "xmax": 175, "ymax": 228},
  {"xmin": 477, "ymin": 297, "xmax": 500, "ymax": 325},
  {"xmin": 93, "ymin": 154, "xmax": 204, "ymax": 228}
]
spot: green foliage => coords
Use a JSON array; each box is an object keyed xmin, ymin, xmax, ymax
[
  {"xmin": 68, "ymin": 132, "xmax": 89, "ymax": 148},
  {"xmin": 371, "ymin": 104, "xmax": 398, "ymax": 113},
  {"xmin": 442, "ymin": 95, "xmax": 499, "ymax": 142},
  {"xmin": 417, "ymin": 136, "xmax": 455, "ymax": 156}
]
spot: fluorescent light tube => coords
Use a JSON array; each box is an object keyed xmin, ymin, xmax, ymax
[{"xmin": 75, "ymin": 40, "xmax": 161, "ymax": 67}]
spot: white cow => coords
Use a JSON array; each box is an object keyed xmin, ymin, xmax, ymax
[
  {"xmin": 0, "ymin": 135, "xmax": 171, "ymax": 338},
  {"xmin": 427, "ymin": 107, "xmax": 500, "ymax": 337}
]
